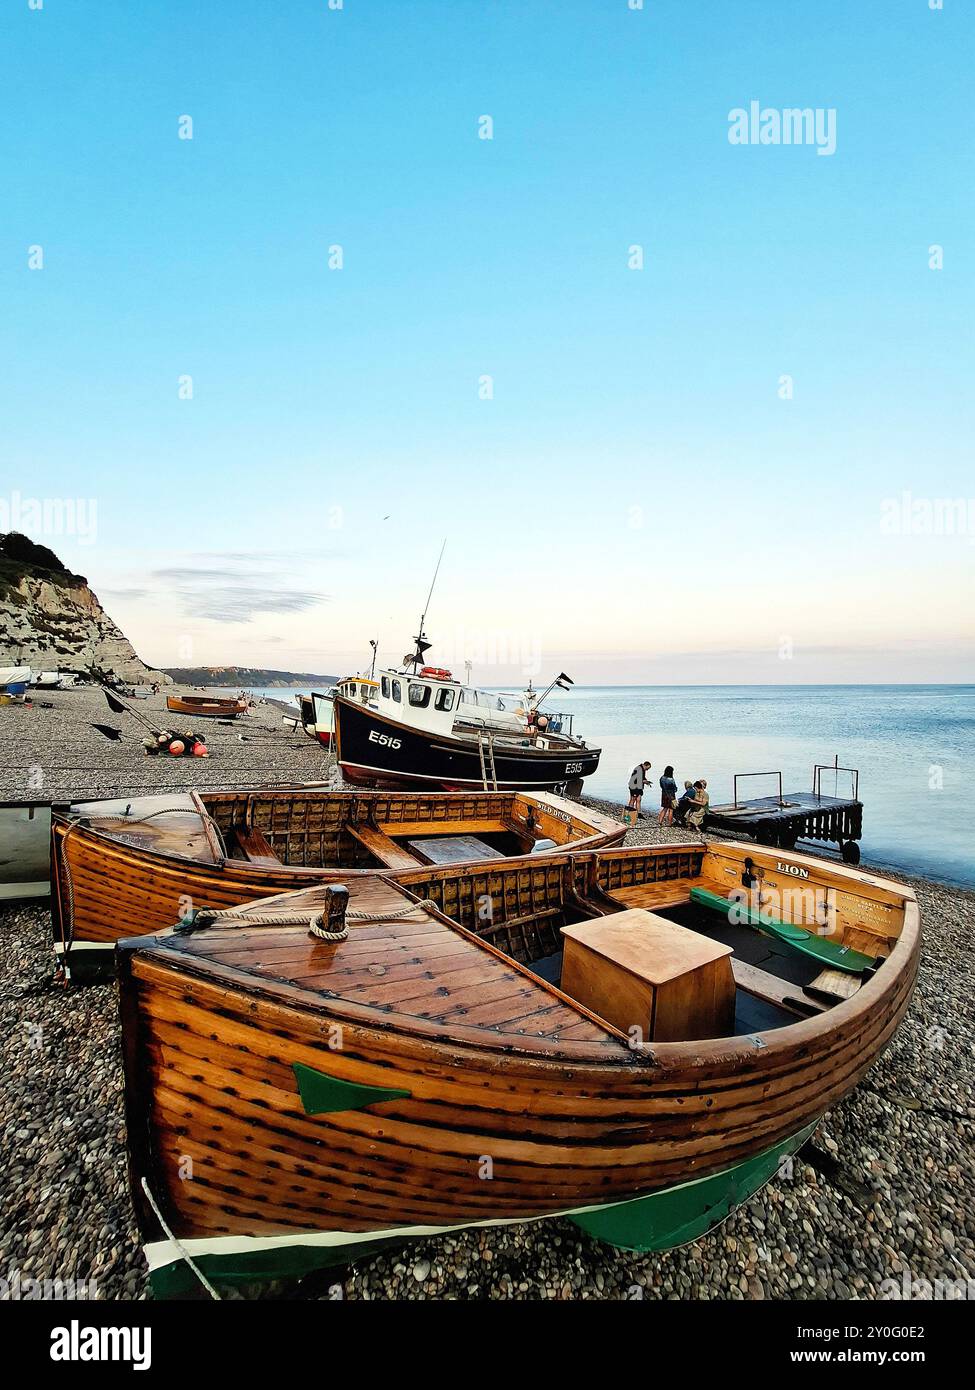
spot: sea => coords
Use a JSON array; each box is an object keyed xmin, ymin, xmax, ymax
[{"xmin": 253, "ymin": 684, "xmax": 975, "ymax": 890}]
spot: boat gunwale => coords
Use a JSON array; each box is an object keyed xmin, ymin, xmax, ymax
[
  {"xmin": 53, "ymin": 788, "xmax": 624, "ymax": 880},
  {"xmin": 116, "ymin": 840, "xmax": 920, "ymax": 1075}
]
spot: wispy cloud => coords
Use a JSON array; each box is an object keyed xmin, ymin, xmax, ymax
[
  {"xmin": 149, "ymin": 557, "xmax": 329, "ymax": 623},
  {"xmin": 151, "ymin": 567, "xmax": 242, "ymax": 582},
  {"xmin": 184, "ymin": 588, "xmax": 326, "ymax": 621}
]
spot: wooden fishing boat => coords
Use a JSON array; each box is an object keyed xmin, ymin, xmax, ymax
[
  {"xmin": 50, "ymin": 788, "xmax": 624, "ymax": 979},
  {"xmin": 165, "ymin": 693, "xmax": 248, "ymax": 718},
  {"xmin": 116, "ymin": 838, "xmax": 918, "ymax": 1296}
]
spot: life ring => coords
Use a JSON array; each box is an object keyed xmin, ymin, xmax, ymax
[{"xmin": 419, "ymin": 666, "xmax": 453, "ymax": 680}]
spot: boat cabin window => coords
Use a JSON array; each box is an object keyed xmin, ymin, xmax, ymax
[
  {"xmin": 381, "ymin": 676, "xmax": 390, "ymax": 698},
  {"xmin": 408, "ymin": 682, "xmax": 431, "ymax": 708},
  {"xmin": 434, "ymin": 687, "xmax": 455, "ymax": 712},
  {"xmin": 391, "ymin": 679, "xmax": 402, "ymax": 702}
]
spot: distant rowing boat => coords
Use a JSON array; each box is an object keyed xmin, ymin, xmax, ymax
[{"xmin": 165, "ymin": 693, "xmax": 248, "ymax": 718}]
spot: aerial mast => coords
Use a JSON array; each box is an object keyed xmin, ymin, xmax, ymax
[{"xmin": 408, "ymin": 539, "xmax": 446, "ymax": 670}]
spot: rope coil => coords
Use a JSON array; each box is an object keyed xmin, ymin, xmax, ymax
[{"xmin": 175, "ymin": 899, "xmax": 438, "ymax": 943}]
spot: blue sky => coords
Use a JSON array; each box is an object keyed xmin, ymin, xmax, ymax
[{"xmin": 2, "ymin": 1, "xmax": 972, "ymax": 682}]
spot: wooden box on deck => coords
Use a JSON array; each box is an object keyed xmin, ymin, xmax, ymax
[{"xmin": 560, "ymin": 908, "xmax": 735, "ymax": 1042}]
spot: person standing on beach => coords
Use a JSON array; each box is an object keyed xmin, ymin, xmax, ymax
[
  {"xmin": 627, "ymin": 761, "xmax": 652, "ymax": 817},
  {"xmin": 658, "ymin": 765, "xmax": 678, "ymax": 826}
]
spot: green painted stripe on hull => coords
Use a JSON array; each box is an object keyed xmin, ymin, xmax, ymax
[
  {"xmin": 150, "ymin": 1235, "xmax": 400, "ymax": 1299},
  {"xmin": 60, "ymin": 944, "xmax": 117, "ymax": 983},
  {"xmin": 292, "ymin": 1061, "xmax": 412, "ymax": 1115},
  {"xmin": 690, "ymin": 887, "xmax": 875, "ymax": 974},
  {"xmin": 569, "ymin": 1119, "xmax": 819, "ymax": 1251},
  {"xmin": 145, "ymin": 1122, "xmax": 820, "ymax": 1297}
]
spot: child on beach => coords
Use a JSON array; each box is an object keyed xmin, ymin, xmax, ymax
[{"xmin": 658, "ymin": 765, "xmax": 678, "ymax": 826}]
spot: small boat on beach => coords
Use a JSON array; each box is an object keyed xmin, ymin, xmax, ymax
[
  {"xmin": 308, "ymin": 691, "xmax": 333, "ymax": 744},
  {"xmin": 333, "ymin": 562, "xmax": 600, "ymax": 791},
  {"xmin": 0, "ymin": 664, "xmax": 32, "ymax": 686},
  {"xmin": 50, "ymin": 787, "xmax": 624, "ymax": 978},
  {"xmin": 290, "ymin": 679, "xmax": 377, "ymax": 748},
  {"xmin": 166, "ymin": 693, "xmax": 249, "ymax": 718},
  {"xmin": 0, "ymin": 664, "xmax": 32, "ymax": 699},
  {"xmin": 284, "ymin": 693, "xmax": 321, "ymax": 741},
  {"xmin": 116, "ymin": 837, "xmax": 919, "ymax": 1296},
  {"xmin": 31, "ymin": 670, "xmax": 65, "ymax": 689}
]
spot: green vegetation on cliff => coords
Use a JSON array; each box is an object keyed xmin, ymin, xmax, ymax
[
  {"xmin": 0, "ymin": 532, "xmax": 87, "ymax": 604},
  {"xmin": 165, "ymin": 666, "xmax": 338, "ymax": 688}
]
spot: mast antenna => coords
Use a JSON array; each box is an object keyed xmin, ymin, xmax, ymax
[{"xmin": 410, "ymin": 539, "xmax": 446, "ymax": 669}]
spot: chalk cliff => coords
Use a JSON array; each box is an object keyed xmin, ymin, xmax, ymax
[{"xmin": 0, "ymin": 533, "xmax": 170, "ymax": 686}]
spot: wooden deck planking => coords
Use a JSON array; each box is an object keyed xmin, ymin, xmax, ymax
[{"xmin": 164, "ymin": 877, "xmax": 613, "ymax": 1044}]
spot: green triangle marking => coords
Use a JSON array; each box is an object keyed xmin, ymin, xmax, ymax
[{"xmin": 293, "ymin": 1061, "xmax": 412, "ymax": 1116}]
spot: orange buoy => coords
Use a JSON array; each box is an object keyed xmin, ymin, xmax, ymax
[
  {"xmin": 168, "ymin": 739, "xmax": 185, "ymax": 756},
  {"xmin": 192, "ymin": 743, "xmax": 208, "ymax": 757}
]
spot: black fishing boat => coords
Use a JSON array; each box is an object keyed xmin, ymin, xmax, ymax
[
  {"xmin": 335, "ymin": 547, "xmax": 602, "ymax": 791},
  {"xmin": 333, "ymin": 675, "xmax": 601, "ymax": 791}
]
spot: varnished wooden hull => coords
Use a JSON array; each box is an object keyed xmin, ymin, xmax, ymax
[
  {"xmin": 166, "ymin": 695, "xmax": 247, "ymax": 718},
  {"xmin": 51, "ymin": 788, "xmax": 624, "ymax": 978},
  {"xmin": 116, "ymin": 842, "xmax": 919, "ymax": 1295}
]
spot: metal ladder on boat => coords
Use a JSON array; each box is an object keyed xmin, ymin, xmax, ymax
[{"xmin": 477, "ymin": 730, "xmax": 498, "ymax": 791}]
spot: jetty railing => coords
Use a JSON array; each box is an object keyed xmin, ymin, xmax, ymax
[{"xmin": 732, "ymin": 771, "xmax": 784, "ymax": 809}]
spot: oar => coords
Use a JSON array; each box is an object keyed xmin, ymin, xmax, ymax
[{"xmin": 690, "ymin": 886, "xmax": 876, "ymax": 974}]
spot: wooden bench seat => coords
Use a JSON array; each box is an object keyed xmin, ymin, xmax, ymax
[
  {"xmin": 731, "ymin": 959, "xmax": 828, "ymax": 1017},
  {"xmin": 229, "ymin": 825, "xmax": 282, "ymax": 868},
  {"xmin": 348, "ymin": 824, "xmax": 425, "ymax": 871},
  {"xmin": 604, "ymin": 878, "xmax": 696, "ymax": 912}
]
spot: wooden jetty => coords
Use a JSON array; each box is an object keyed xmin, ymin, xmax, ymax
[{"xmin": 705, "ymin": 766, "xmax": 863, "ymax": 862}]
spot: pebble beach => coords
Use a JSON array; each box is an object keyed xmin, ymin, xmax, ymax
[{"xmin": 1, "ymin": 686, "xmax": 972, "ymax": 1301}]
